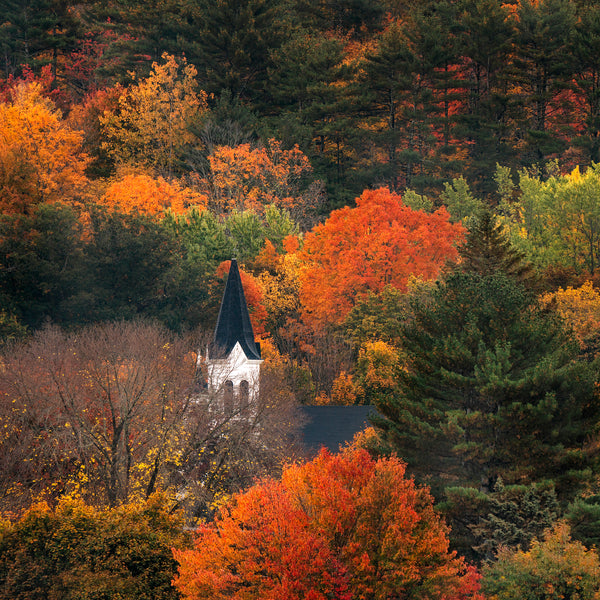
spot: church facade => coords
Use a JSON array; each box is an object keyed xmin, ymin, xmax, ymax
[
  {"xmin": 201, "ymin": 258, "xmax": 375, "ymax": 453},
  {"xmin": 202, "ymin": 259, "xmax": 263, "ymax": 409}
]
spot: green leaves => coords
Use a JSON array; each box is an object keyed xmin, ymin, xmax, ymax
[{"xmin": 375, "ymin": 268, "xmax": 600, "ymax": 497}]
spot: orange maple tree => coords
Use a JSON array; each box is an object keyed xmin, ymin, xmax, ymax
[
  {"xmin": 0, "ymin": 81, "xmax": 90, "ymax": 213},
  {"xmin": 298, "ymin": 187, "xmax": 465, "ymax": 327},
  {"xmin": 173, "ymin": 447, "xmax": 482, "ymax": 600},
  {"xmin": 203, "ymin": 139, "xmax": 313, "ymax": 215},
  {"xmin": 100, "ymin": 173, "xmax": 207, "ymax": 216}
]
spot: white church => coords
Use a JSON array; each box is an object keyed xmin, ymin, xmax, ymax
[
  {"xmin": 201, "ymin": 257, "xmax": 375, "ymax": 453},
  {"xmin": 202, "ymin": 259, "xmax": 263, "ymax": 412}
]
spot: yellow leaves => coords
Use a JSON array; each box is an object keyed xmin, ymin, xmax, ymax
[
  {"xmin": 100, "ymin": 173, "xmax": 207, "ymax": 216},
  {"xmin": 329, "ymin": 371, "xmax": 358, "ymax": 405},
  {"xmin": 540, "ymin": 281, "xmax": 600, "ymax": 349},
  {"xmin": 483, "ymin": 522, "xmax": 600, "ymax": 600},
  {"xmin": 101, "ymin": 53, "xmax": 208, "ymax": 174},
  {"xmin": 357, "ymin": 340, "xmax": 402, "ymax": 392},
  {"xmin": 570, "ymin": 165, "xmax": 582, "ymax": 182}
]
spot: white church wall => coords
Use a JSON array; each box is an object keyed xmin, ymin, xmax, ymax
[{"xmin": 206, "ymin": 341, "xmax": 262, "ymax": 402}]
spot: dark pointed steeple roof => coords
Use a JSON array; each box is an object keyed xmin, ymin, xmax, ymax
[{"xmin": 211, "ymin": 259, "xmax": 261, "ymax": 360}]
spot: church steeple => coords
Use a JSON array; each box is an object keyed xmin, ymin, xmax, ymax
[{"xmin": 211, "ymin": 259, "xmax": 261, "ymax": 360}]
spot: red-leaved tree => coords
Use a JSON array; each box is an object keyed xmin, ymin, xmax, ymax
[
  {"xmin": 298, "ymin": 187, "xmax": 464, "ymax": 327},
  {"xmin": 173, "ymin": 447, "xmax": 482, "ymax": 600}
]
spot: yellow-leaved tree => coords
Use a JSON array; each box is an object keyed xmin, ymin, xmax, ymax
[
  {"xmin": 0, "ymin": 81, "xmax": 90, "ymax": 213},
  {"xmin": 101, "ymin": 53, "xmax": 208, "ymax": 176},
  {"xmin": 540, "ymin": 280, "xmax": 600, "ymax": 354}
]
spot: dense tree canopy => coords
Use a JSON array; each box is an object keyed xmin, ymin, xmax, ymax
[
  {"xmin": 174, "ymin": 447, "xmax": 482, "ymax": 600},
  {"xmin": 374, "ymin": 267, "xmax": 600, "ymax": 496},
  {"xmin": 5, "ymin": 0, "xmax": 600, "ymax": 584},
  {"xmin": 0, "ymin": 82, "xmax": 90, "ymax": 213},
  {"xmin": 0, "ymin": 494, "xmax": 187, "ymax": 600},
  {"xmin": 482, "ymin": 523, "xmax": 600, "ymax": 600},
  {"xmin": 299, "ymin": 187, "xmax": 464, "ymax": 328}
]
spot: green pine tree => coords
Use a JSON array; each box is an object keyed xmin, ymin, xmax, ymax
[
  {"xmin": 571, "ymin": 4, "xmax": 600, "ymax": 163},
  {"xmin": 454, "ymin": 0, "xmax": 515, "ymax": 193},
  {"xmin": 193, "ymin": 0, "xmax": 285, "ymax": 104},
  {"xmin": 458, "ymin": 211, "xmax": 536, "ymax": 286},
  {"xmin": 373, "ymin": 269, "xmax": 600, "ymax": 499},
  {"xmin": 511, "ymin": 0, "xmax": 577, "ymax": 163}
]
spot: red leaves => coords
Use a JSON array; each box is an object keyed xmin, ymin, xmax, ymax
[
  {"xmin": 173, "ymin": 448, "xmax": 481, "ymax": 600},
  {"xmin": 299, "ymin": 187, "xmax": 465, "ymax": 328}
]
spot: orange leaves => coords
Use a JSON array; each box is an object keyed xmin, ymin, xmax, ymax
[
  {"xmin": 100, "ymin": 173, "xmax": 207, "ymax": 216},
  {"xmin": 299, "ymin": 187, "xmax": 465, "ymax": 328},
  {"xmin": 174, "ymin": 447, "xmax": 481, "ymax": 600},
  {"xmin": 0, "ymin": 81, "xmax": 90, "ymax": 213},
  {"xmin": 204, "ymin": 139, "xmax": 313, "ymax": 214},
  {"xmin": 175, "ymin": 481, "xmax": 350, "ymax": 600}
]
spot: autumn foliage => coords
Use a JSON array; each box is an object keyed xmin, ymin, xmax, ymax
[
  {"xmin": 0, "ymin": 81, "xmax": 90, "ymax": 213},
  {"xmin": 203, "ymin": 139, "xmax": 313, "ymax": 214},
  {"xmin": 482, "ymin": 522, "xmax": 600, "ymax": 600},
  {"xmin": 173, "ymin": 447, "xmax": 482, "ymax": 600},
  {"xmin": 100, "ymin": 173, "xmax": 207, "ymax": 215},
  {"xmin": 540, "ymin": 280, "xmax": 600, "ymax": 351},
  {"xmin": 100, "ymin": 53, "xmax": 208, "ymax": 175},
  {"xmin": 299, "ymin": 188, "xmax": 464, "ymax": 327},
  {"xmin": 0, "ymin": 494, "xmax": 187, "ymax": 600}
]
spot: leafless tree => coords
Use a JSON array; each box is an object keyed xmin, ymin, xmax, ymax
[{"xmin": 0, "ymin": 322, "xmax": 303, "ymax": 516}]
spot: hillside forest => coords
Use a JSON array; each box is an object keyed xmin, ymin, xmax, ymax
[{"xmin": 3, "ymin": 0, "xmax": 600, "ymax": 598}]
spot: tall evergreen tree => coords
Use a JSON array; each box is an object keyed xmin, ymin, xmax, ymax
[
  {"xmin": 362, "ymin": 19, "xmax": 421, "ymax": 191},
  {"xmin": 360, "ymin": 1, "xmax": 464, "ymax": 193},
  {"xmin": 291, "ymin": 0, "xmax": 384, "ymax": 38},
  {"xmin": 192, "ymin": 0, "xmax": 285, "ymax": 104},
  {"xmin": 374, "ymin": 268, "xmax": 599, "ymax": 499},
  {"xmin": 82, "ymin": 0, "xmax": 203, "ymax": 81},
  {"xmin": 458, "ymin": 211, "xmax": 536, "ymax": 286},
  {"xmin": 571, "ymin": 4, "xmax": 600, "ymax": 164},
  {"xmin": 0, "ymin": 0, "xmax": 82, "ymax": 80},
  {"xmin": 510, "ymin": 0, "xmax": 576, "ymax": 163},
  {"xmin": 0, "ymin": 203, "xmax": 86, "ymax": 329},
  {"xmin": 267, "ymin": 32, "xmax": 362, "ymax": 207},
  {"xmin": 455, "ymin": 0, "xmax": 515, "ymax": 193}
]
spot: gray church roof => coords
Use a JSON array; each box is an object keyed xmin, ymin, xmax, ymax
[
  {"xmin": 211, "ymin": 259, "xmax": 261, "ymax": 360},
  {"xmin": 298, "ymin": 405, "xmax": 377, "ymax": 455}
]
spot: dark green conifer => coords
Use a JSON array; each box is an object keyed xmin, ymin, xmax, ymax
[
  {"xmin": 443, "ymin": 479, "xmax": 560, "ymax": 563},
  {"xmin": 458, "ymin": 211, "xmax": 536, "ymax": 287},
  {"xmin": 373, "ymin": 269, "xmax": 600, "ymax": 499},
  {"xmin": 511, "ymin": 0, "xmax": 577, "ymax": 163},
  {"xmin": 454, "ymin": 0, "xmax": 515, "ymax": 193},
  {"xmin": 571, "ymin": 4, "xmax": 600, "ymax": 163},
  {"xmin": 193, "ymin": 0, "xmax": 285, "ymax": 103}
]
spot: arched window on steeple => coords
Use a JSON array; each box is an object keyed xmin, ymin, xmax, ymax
[
  {"xmin": 223, "ymin": 380, "xmax": 234, "ymax": 414},
  {"xmin": 239, "ymin": 380, "xmax": 250, "ymax": 414}
]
